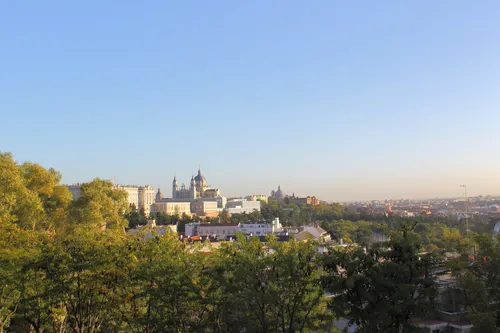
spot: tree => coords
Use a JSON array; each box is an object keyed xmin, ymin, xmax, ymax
[
  {"xmin": 18, "ymin": 231, "xmax": 132, "ymax": 333},
  {"xmin": 0, "ymin": 152, "xmax": 63, "ymax": 231},
  {"xmin": 324, "ymin": 226, "xmax": 440, "ymax": 333},
  {"xmin": 125, "ymin": 205, "xmax": 147, "ymax": 229},
  {"xmin": 69, "ymin": 179, "xmax": 128, "ymax": 231},
  {"xmin": 0, "ymin": 224, "xmax": 40, "ymax": 332},
  {"xmin": 457, "ymin": 234, "xmax": 500, "ymax": 333},
  {"xmin": 207, "ymin": 235, "xmax": 333, "ymax": 332},
  {"xmin": 120, "ymin": 232, "xmax": 210, "ymax": 333},
  {"xmin": 150, "ymin": 211, "xmax": 172, "ymax": 225}
]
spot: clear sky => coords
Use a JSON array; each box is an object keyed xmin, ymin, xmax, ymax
[{"xmin": 1, "ymin": 1, "xmax": 500, "ymax": 201}]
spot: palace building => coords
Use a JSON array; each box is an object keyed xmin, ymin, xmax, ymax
[{"xmin": 172, "ymin": 168, "xmax": 221, "ymax": 200}]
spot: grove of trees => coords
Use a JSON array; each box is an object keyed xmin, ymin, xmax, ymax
[{"xmin": 3, "ymin": 151, "xmax": 500, "ymax": 332}]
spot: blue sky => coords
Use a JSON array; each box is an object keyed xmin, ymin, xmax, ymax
[{"xmin": 1, "ymin": 1, "xmax": 499, "ymax": 201}]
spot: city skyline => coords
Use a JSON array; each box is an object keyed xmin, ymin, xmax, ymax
[
  {"xmin": 11, "ymin": 157, "xmax": 499, "ymax": 202},
  {"xmin": 2, "ymin": 1, "xmax": 500, "ymax": 201}
]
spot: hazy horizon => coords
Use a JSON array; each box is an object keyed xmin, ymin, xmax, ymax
[
  {"xmin": 5, "ymin": 153, "xmax": 499, "ymax": 202},
  {"xmin": 2, "ymin": 1, "xmax": 499, "ymax": 202}
]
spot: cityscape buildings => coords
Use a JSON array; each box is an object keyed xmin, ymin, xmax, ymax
[
  {"xmin": 225, "ymin": 198, "xmax": 261, "ymax": 215},
  {"xmin": 184, "ymin": 217, "xmax": 282, "ymax": 238},
  {"xmin": 172, "ymin": 168, "xmax": 221, "ymax": 199},
  {"xmin": 66, "ymin": 168, "xmax": 268, "ymax": 217},
  {"xmin": 150, "ymin": 200, "xmax": 191, "ymax": 215},
  {"xmin": 149, "ymin": 168, "xmax": 229, "ymax": 216},
  {"xmin": 270, "ymin": 185, "xmax": 321, "ymax": 206},
  {"xmin": 245, "ymin": 194, "xmax": 268, "ymax": 204},
  {"xmin": 66, "ymin": 183, "xmax": 155, "ymax": 215}
]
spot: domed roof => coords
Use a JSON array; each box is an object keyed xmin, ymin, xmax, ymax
[
  {"xmin": 155, "ymin": 188, "xmax": 164, "ymax": 201},
  {"xmin": 274, "ymin": 185, "xmax": 284, "ymax": 198},
  {"xmin": 194, "ymin": 169, "xmax": 206, "ymax": 184}
]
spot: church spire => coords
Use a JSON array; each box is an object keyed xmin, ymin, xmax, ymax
[
  {"xmin": 156, "ymin": 188, "xmax": 163, "ymax": 201},
  {"xmin": 172, "ymin": 174, "xmax": 178, "ymax": 199}
]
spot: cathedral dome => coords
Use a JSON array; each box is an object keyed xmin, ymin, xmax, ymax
[
  {"xmin": 194, "ymin": 174, "xmax": 206, "ymax": 182},
  {"xmin": 194, "ymin": 169, "xmax": 207, "ymax": 185},
  {"xmin": 275, "ymin": 185, "xmax": 283, "ymax": 197}
]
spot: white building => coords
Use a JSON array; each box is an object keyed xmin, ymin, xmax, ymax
[
  {"xmin": 138, "ymin": 185, "xmax": 155, "ymax": 215},
  {"xmin": 195, "ymin": 196, "xmax": 227, "ymax": 209},
  {"xmin": 67, "ymin": 184, "xmax": 82, "ymax": 200},
  {"xmin": 115, "ymin": 185, "xmax": 140, "ymax": 209},
  {"xmin": 245, "ymin": 194, "xmax": 268, "ymax": 204},
  {"xmin": 191, "ymin": 200, "xmax": 219, "ymax": 216},
  {"xmin": 185, "ymin": 223, "xmax": 240, "ymax": 237},
  {"xmin": 111, "ymin": 184, "xmax": 156, "ymax": 215},
  {"xmin": 238, "ymin": 218, "xmax": 282, "ymax": 236},
  {"xmin": 151, "ymin": 200, "xmax": 192, "ymax": 215},
  {"xmin": 225, "ymin": 199, "xmax": 261, "ymax": 215},
  {"xmin": 172, "ymin": 169, "xmax": 222, "ymax": 200},
  {"xmin": 185, "ymin": 223, "xmax": 198, "ymax": 236},
  {"xmin": 67, "ymin": 183, "xmax": 155, "ymax": 215},
  {"xmin": 300, "ymin": 224, "xmax": 327, "ymax": 239},
  {"xmin": 238, "ymin": 223, "xmax": 272, "ymax": 236}
]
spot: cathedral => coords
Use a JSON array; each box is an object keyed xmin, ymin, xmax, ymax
[{"xmin": 172, "ymin": 168, "xmax": 221, "ymax": 199}]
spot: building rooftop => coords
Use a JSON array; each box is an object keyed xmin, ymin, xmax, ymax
[
  {"xmin": 198, "ymin": 223, "xmax": 239, "ymax": 227},
  {"xmin": 294, "ymin": 231, "xmax": 315, "ymax": 242}
]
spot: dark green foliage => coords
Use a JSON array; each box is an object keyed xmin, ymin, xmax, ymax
[
  {"xmin": 5, "ymin": 152, "xmax": 500, "ymax": 333},
  {"xmin": 125, "ymin": 205, "xmax": 147, "ymax": 229},
  {"xmin": 324, "ymin": 227, "xmax": 440, "ymax": 333},
  {"xmin": 456, "ymin": 234, "xmax": 500, "ymax": 333}
]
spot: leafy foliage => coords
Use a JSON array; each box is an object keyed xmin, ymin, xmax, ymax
[
  {"xmin": 457, "ymin": 234, "xmax": 500, "ymax": 332},
  {"xmin": 5, "ymin": 152, "xmax": 500, "ymax": 333},
  {"xmin": 324, "ymin": 227, "xmax": 440, "ymax": 333}
]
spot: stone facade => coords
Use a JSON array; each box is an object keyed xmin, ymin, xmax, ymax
[
  {"xmin": 191, "ymin": 200, "xmax": 219, "ymax": 216},
  {"xmin": 138, "ymin": 185, "xmax": 155, "ymax": 215},
  {"xmin": 246, "ymin": 194, "xmax": 268, "ymax": 204},
  {"xmin": 67, "ymin": 183, "xmax": 155, "ymax": 214},
  {"xmin": 288, "ymin": 195, "xmax": 320, "ymax": 206},
  {"xmin": 172, "ymin": 168, "xmax": 221, "ymax": 200},
  {"xmin": 151, "ymin": 200, "xmax": 191, "ymax": 215}
]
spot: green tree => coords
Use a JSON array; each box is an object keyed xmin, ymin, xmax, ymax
[
  {"xmin": 0, "ymin": 224, "xmax": 40, "ymax": 332},
  {"xmin": 324, "ymin": 226, "xmax": 440, "ymax": 333},
  {"xmin": 69, "ymin": 179, "xmax": 128, "ymax": 231},
  {"xmin": 120, "ymin": 232, "xmax": 209, "ymax": 333},
  {"xmin": 457, "ymin": 234, "xmax": 500, "ymax": 333},
  {"xmin": 208, "ymin": 235, "xmax": 333, "ymax": 332},
  {"xmin": 0, "ymin": 152, "xmax": 68, "ymax": 231},
  {"xmin": 150, "ymin": 211, "xmax": 172, "ymax": 225},
  {"xmin": 24, "ymin": 231, "xmax": 131, "ymax": 333},
  {"xmin": 125, "ymin": 205, "xmax": 147, "ymax": 229}
]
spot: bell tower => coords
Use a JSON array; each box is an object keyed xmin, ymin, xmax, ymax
[{"xmin": 172, "ymin": 175, "xmax": 178, "ymax": 199}]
